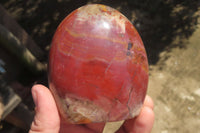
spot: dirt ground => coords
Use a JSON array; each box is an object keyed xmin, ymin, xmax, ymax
[
  {"xmin": 0, "ymin": 0, "xmax": 200, "ymax": 133},
  {"xmin": 148, "ymin": 17, "xmax": 200, "ymax": 133}
]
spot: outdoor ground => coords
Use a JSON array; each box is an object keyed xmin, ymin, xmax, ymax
[{"xmin": 0, "ymin": 0, "xmax": 200, "ymax": 133}]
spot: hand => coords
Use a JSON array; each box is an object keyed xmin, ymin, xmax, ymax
[{"xmin": 29, "ymin": 85, "xmax": 154, "ymax": 133}]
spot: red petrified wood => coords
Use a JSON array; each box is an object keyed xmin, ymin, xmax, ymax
[{"xmin": 48, "ymin": 4, "xmax": 149, "ymax": 124}]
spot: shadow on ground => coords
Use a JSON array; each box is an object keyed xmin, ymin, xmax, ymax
[{"xmin": 1, "ymin": 0, "xmax": 199, "ymax": 64}]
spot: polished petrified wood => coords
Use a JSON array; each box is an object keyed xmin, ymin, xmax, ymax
[{"xmin": 49, "ymin": 4, "xmax": 148, "ymax": 124}]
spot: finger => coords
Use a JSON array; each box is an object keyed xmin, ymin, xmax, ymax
[
  {"xmin": 121, "ymin": 106, "xmax": 154, "ymax": 133},
  {"xmin": 143, "ymin": 95, "xmax": 154, "ymax": 110},
  {"xmin": 60, "ymin": 123, "xmax": 94, "ymax": 133},
  {"xmin": 59, "ymin": 117, "xmax": 104, "ymax": 133},
  {"xmin": 29, "ymin": 84, "xmax": 60, "ymax": 133},
  {"xmin": 84, "ymin": 123, "xmax": 105, "ymax": 132},
  {"xmin": 116, "ymin": 95, "xmax": 154, "ymax": 133}
]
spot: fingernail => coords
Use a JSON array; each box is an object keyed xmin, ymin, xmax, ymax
[{"xmin": 32, "ymin": 89, "xmax": 38, "ymax": 107}]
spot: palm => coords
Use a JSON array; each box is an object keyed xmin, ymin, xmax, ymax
[{"xmin": 60, "ymin": 121, "xmax": 105, "ymax": 133}]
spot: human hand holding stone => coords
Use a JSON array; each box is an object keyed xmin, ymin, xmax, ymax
[{"xmin": 29, "ymin": 85, "xmax": 154, "ymax": 133}]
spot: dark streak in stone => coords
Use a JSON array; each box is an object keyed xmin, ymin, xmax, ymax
[
  {"xmin": 127, "ymin": 86, "xmax": 133, "ymax": 116},
  {"xmin": 126, "ymin": 51, "xmax": 131, "ymax": 56},
  {"xmin": 127, "ymin": 42, "xmax": 133, "ymax": 50},
  {"xmin": 127, "ymin": 42, "xmax": 133, "ymax": 56}
]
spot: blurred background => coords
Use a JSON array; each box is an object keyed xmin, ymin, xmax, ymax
[{"xmin": 0, "ymin": 0, "xmax": 200, "ymax": 132}]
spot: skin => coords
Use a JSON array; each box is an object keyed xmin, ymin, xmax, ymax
[{"xmin": 29, "ymin": 84, "xmax": 154, "ymax": 133}]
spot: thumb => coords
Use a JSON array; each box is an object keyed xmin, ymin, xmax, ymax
[{"xmin": 29, "ymin": 85, "xmax": 60, "ymax": 133}]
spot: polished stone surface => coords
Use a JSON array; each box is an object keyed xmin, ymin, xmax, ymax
[{"xmin": 49, "ymin": 4, "xmax": 148, "ymax": 124}]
